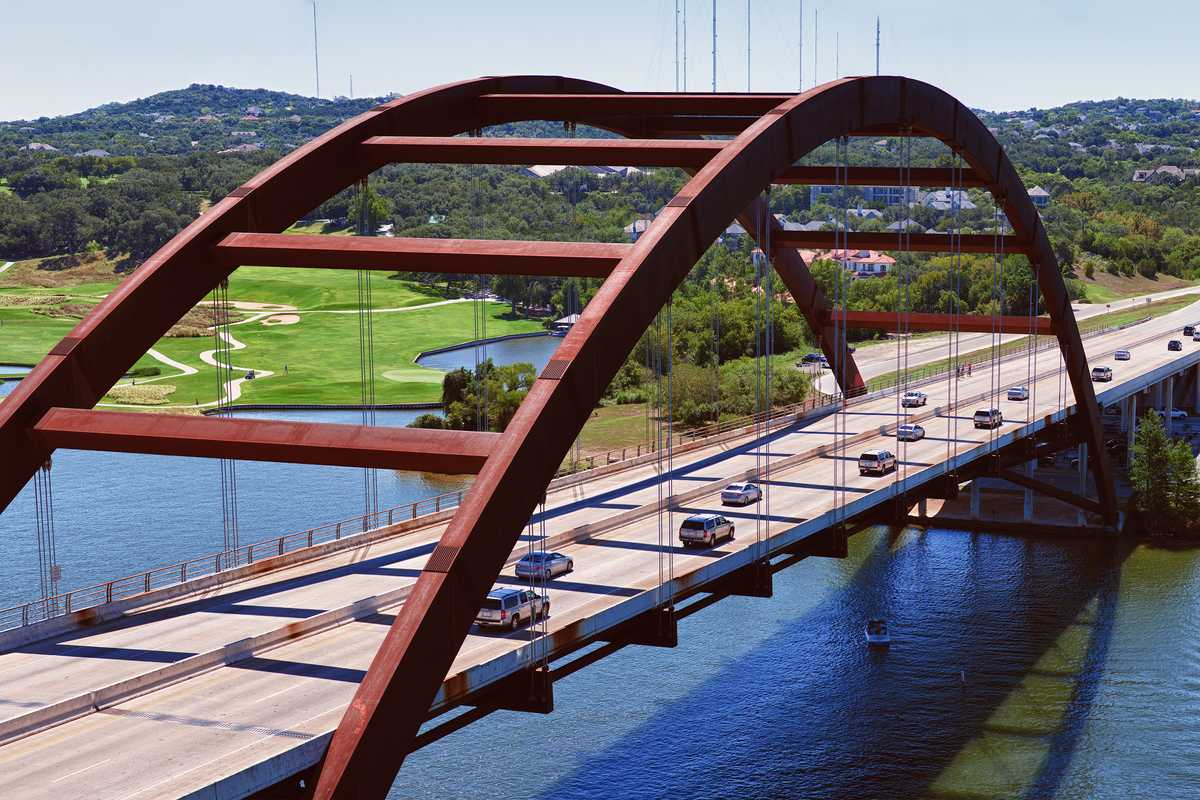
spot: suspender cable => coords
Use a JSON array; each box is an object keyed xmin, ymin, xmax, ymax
[
  {"xmin": 763, "ymin": 189, "xmax": 774, "ymax": 561},
  {"xmin": 895, "ymin": 129, "xmax": 913, "ymax": 494},
  {"xmin": 948, "ymin": 155, "xmax": 964, "ymax": 470},
  {"xmin": 211, "ymin": 278, "xmax": 239, "ymax": 561},
  {"xmin": 356, "ymin": 178, "xmax": 379, "ymax": 525},
  {"xmin": 33, "ymin": 460, "xmax": 58, "ymax": 617}
]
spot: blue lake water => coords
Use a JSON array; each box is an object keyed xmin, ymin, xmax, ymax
[{"xmin": 416, "ymin": 334, "xmax": 562, "ymax": 373}]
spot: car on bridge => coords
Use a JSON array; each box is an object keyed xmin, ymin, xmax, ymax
[
  {"xmin": 1091, "ymin": 366, "xmax": 1113, "ymax": 382},
  {"xmin": 679, "ymin": 513, "xmax": 735, "ymax": 548},
  {"xmin": 475, "ymin": 588, "xmax": 549, "ymax": 630},
  {"xmin": 721, "ymin": 482, "xmax": 762, "ymax": 506},
  {"xmin": 973, "ymin": 408, "xmax": 1004, "ymax": 429},
  {"xmin": 1007, "ymin": 386, "xmax": 1030, "ymax": 401},
  {"xmin": 901, "ymin": 390, "xmax": 927, "ymax": 408},
  {"xmin": 1115, "ymin": 349, "xmax": 1131, "ymax": 361},
  {"xmin": 799, "ymin": 353, "xmax": 824, "ymax": 365},
  {"xmin": 858, "ymin": 448, "xmax": 897, "ymax": 476},
  {"xmin": 515, "ymin": 551, "xmax": 573, "ymax": 580},
  {"xmin": 1185, "ymin": 325, "xmax": 1195, "ymax": 337},
  {"xmin": 1150, "ymin": 408, "xmax": 1188, "ymax": 420},
  {"xmin": 1193, "ymin": 333, "xmax": 1200, "ymax": 343},
  {"xmin": 896, "ymin": 424, "xmax": 925, "ymax": 442},
  {"xmin": 1169, "ymin": 339, "xmax": 1183, "ymax": 352}
]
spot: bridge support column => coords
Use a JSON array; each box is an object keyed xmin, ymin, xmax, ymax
[
  {"xmin": 601, "ymin": 605, "xmax": 677, "ymax": 648},
  {"xmin": 1153, "ymin": 381, "xmax": 1163, "ymax": 411},
  {"xmin": 784, "ymin": 526, "xmax": 848, "ymax": 558},
  {"xmin": 1127, "ymin": 394, "xmax": 1138, "ymax": 459},
  {"xmin": 713, "ymin": 557, "xmax": 773, "ymax": 598},
  {"xmin": 1194, "ymin": 365, "xmax": 1200, "ymax": 410},
  {"xmin": 918, "ymin": 497, "xmax": 928, "ymax": 518},
  {"xmin": 969, "ymin": 480, "xmax": 981, "ymax": 520},
  {"xmin": 1077, "ymin": 442, "xmax": 1089, "ymax": 525},
  {"xmin": 1166, "ymin": 375, "xmax": 1176, "ymax": 438},
  {"xmin": 1023, "ymin": 461, "xmax": 1034, "ymax": 522},
  {"xmin": 475, "ymin": 664, "xmax": 554, "ymax": 714}
]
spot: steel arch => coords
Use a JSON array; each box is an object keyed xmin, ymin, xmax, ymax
[{"xmin": 0, "ymin": 74, "xmax": 1116, "ymax": 797}]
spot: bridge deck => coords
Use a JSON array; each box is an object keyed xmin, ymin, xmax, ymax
[{"xmin": 1, "ymin": 302, "xmax": 1197, "ymax": 799}]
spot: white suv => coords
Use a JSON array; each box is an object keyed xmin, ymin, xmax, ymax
[
  {"xmin": 901, "ymin": 390, "xmax": 927, "ymax": 408},
  {"xmin": 679, "ymin": 513, "xmax": 735, "ymax": 548},
  {"xmin": 858, "ymin": 449, "xmax": 897, "ymax": 476},
  {"xmin": 475, "ymin": 588, "xmax": 549, "ymax": 630}
]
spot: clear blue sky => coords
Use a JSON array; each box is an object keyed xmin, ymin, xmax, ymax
[{"xmin": 2, "ymin": 0, "xmax": 1195, "ymax": 120}]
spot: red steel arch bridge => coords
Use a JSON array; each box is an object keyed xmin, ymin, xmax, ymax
[{"xmin": 5, "ymin": 75, "xmax": 1185, "ymax": 800}]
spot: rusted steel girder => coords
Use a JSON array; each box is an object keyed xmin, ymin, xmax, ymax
[
  {"xmin": 775, "ymin": 165, "xmax": 989, "ymax": 188},
  {"xmin": 834, "ymin": 310, "xmax": 1055, "ymax": 335},
  {"xmin": 774, "ymin": 231, "xmax": 1032, "ymax": 255},
  {"xmin": 314, "ymin": 76, "xmax": 1115, "ymax": 799},
  {"xmin": 32, "ymin": 409, "xmax": 496, "ymax": 474},
  {"xmin": 217, "ymin": 233, "xmax": 630, "ymax": 277},
  {"xmin": 361, "ymin": 135, "xmax": 724, "ymax": 168}
]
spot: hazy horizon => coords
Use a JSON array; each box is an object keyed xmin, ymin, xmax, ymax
[{"xmin": 3, "ymin": 1, "xmax": 1199, "ymax": 121}]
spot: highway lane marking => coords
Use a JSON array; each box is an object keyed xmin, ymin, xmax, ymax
[
  {"xmin": 125, "ymin": 703, "xmax": 344, "ymax": 799},
  {"xmin": 251, "ymin": 685, "xmax": 299, "ymax": 705},
  {"xmin": 51, "ymin": 758, "xmax": 110, "ymax": 783}
]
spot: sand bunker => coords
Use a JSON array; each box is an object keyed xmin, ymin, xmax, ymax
[{"xmin": 261, "ymin": 314, "xmax": 301, "ymax": 326}]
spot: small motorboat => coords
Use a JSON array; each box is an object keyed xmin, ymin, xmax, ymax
[{"xmin": 865, "ymin": 618, "xmax": 890, "ymax": 647}]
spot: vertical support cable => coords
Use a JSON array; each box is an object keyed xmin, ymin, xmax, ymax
[
  {"xmin": 212, "ymin": 278, "xmax": 239, "ymax": 562},
  {"xmin": 356, "ymin": 177, "xmax": 379, "ymax": 526},
  {"xmin": 33, "ymin": 460, "xmax": 58, "ymax": 618}
]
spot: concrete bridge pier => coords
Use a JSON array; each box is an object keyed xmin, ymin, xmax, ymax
[
  {"xmin": 1126, "ymin": 394, "xmax": 1138, "ymax": 462},
  {"xmin": 1023, "ymin": 460, "xmax": 1034, "ymax": 522},
  {"xmin": 1077, "ymin": 442, "xmax": 1089, "ymax": 526},
  {"xmin": 1166, "ymin": 375, "xmax": 1176, "ymax": 437},
  {"xmin": 970, "ymin": 480, "xmax": 981, "ymax": 520}
]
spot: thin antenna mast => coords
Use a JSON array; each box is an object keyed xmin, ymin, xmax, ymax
[
  {"xmin": 798, "ymin": 0, "xmax": 803, "ymax": 91},
  {"xmin": 712, "ymin": 0, "xmax": 717, "ymax": 92},
  {"xmin": 683, "ymin": 0, "xmax": 688, "ymax": 90},
  {"xmin": 675, "ymin": 0, "xmax": 681, "ymax": 91},
  {"xmin": 349, "ymin": 72, "xmax": 354, "ymax": 99},
  {"xmin": 746, "ymin": 0, "xmax": 751, "ymax": 92},
  {"xmin": 813, "ymin": 8, "xmax": 818, "ymax": 87},
  {"xmin": 835, "ymin": 32, "xmax": 839, "ymax": 78},
  {"xmin": 876, "ymin": 16, "xmax": 881, "ymax": 75},
  {"xmin": 312, "ymin": 1, "xmax": 320, "ymax": 99}
]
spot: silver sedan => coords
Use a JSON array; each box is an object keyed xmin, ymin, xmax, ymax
[{"xmin": 515, "ymin": 551, "xmax": 574, "ymax": 580}]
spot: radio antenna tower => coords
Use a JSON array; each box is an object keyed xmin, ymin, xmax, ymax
[
  {"xmin": 683, "ymin": 0, "xmax": 688, "ymax": 90},
  {"xmin": 746, "ymin": 0, "xmax": 751, "ymax": 92},
  {"xmin": 876, "ymin": 16, "xmax": 881, "ymax": 75},
  {"xmin": 711, "ymin": 0, "xmax": 717, "ymax": 92},
  {"xmin": 798, "ymin": 0, "xmax": 803, "ymax": 91},
  {"xmin": 312, "ymin": 1, "xmax": 321, "ymax": 99}
]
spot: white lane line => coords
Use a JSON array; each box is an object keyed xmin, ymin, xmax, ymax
[
  {"xmin": 251, "ymin": 685, "xmax": 298, "ymax": 705},
  {"xmin": 0, "ymin": 261, "xmax": 13, "ymax": 274},
  {"xmin": 125, "ymin": 704, "xmax": 343, "ymax": 798},
  {"xmin": 51, "ymin": 758, "xmax": 110, "ymax": 783}
]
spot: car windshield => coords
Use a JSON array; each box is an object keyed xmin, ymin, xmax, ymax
[{"xmin": 682, "ymin": 519, "xmax": 707, "ymax": 530}]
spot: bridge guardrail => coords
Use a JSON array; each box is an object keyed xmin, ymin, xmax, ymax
[{"xmin": 0, "ymin": 309, "xmax": 1169, "ymax": 635}]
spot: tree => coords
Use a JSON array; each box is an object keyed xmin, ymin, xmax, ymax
[{"xmin": 1129, "ymin": 410, "xmax": 1200, "ymax": 535}]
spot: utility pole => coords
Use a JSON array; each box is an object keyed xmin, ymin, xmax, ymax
[
  {"xmin": 675, "ymin": 0, "xmax": 680, "ymax": 92},
  {"xmin": 712, "ymin": 0, "xmax": 717, "ymax": 93},
  {"xmin": 876, "ymin": 16, "xmax": 881, "ymax": 75},
  {"xmin": 312, "ymin": 1, "xmax": 320, "ymax": 99}
]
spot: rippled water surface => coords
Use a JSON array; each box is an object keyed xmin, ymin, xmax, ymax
[
  {"xmin": 415, "ymin": 333, "xmax": 561, "ymax": 373},
  {"xmin": 394, "ymin": 528, "xmax": 1200, "ymax": 800}
]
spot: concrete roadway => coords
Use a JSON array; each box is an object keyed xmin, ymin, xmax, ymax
[
  {"xmin": 1, "ymin": 300, "xmax": 1198, "ymax": 798},
  {"xmin": 815, "ymin": 285, "xmax": 1200, "ymax": 394}
]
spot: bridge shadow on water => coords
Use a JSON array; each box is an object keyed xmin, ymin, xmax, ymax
[{"xmin": 521, "ymin": 527, "xmax": 1130, "ymax": 800}]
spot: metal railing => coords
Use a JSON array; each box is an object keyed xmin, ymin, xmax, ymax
[
  {"xmin": 0, "ymin": 486, "xmax": 468, "ymax": 634},
  {"xmin": 0, "ymin": 311, "xmax": 1165, "ymax": 634}
]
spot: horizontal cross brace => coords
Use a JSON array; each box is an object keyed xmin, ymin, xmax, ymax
[
  {"xmin": 997, "ymin": 468, "xmax": 1103, "ymax": 514},
  {"xmin": 476, "ymin": 92, "xmax": 792, "ymax": 117},
  {"xmin": 362, "ymin": 136, "xmax": 723, "ymax": 168},
  {"xmin": 217, "ymin": 233, "xmax": 630, "ymax": 277},
  {"xmin": 833, "ymin": 310, "xmax": 1055, "ymax": 335},
  {"xmin": 775, "ymin": 165, "xmax": 988, "ymax": 188},
  {"xmin": 775, "ymin": 231, "xmax": 1033, "ymax": 255},
  {"xmin": 32, "ymin": 409, "xmax": 496, "ymax": 474}
]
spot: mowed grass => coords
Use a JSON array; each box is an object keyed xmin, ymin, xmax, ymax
[
  {"xmin": 123, "ymin": 299, "xmax": 541, "ymax": 406},
  {"xmin": 227, "ymin": 267, "xmax": 441, "ymax": 311}
]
